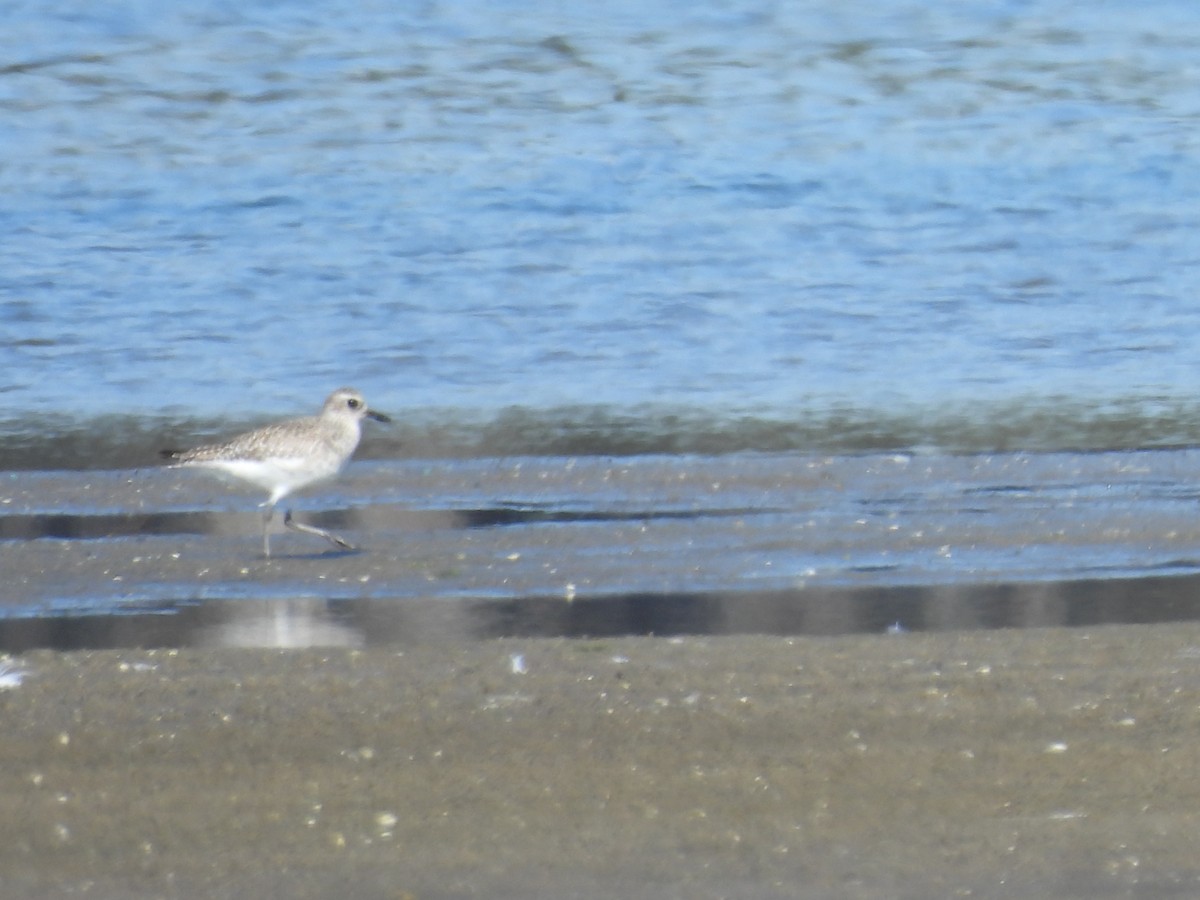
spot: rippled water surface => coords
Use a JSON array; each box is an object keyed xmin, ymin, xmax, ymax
[{"xmin": 4, "ymin": 0, "xmax": 1200, "ymax": 459}]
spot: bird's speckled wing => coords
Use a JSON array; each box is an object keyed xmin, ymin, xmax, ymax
[{"xmin": 175, "ymin": 415, "xmax": 331, "ymax": 463}]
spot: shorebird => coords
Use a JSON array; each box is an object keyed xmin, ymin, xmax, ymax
[{"xmin": 162, "ymin": 387, "xmax": 390, "ymax": 557}]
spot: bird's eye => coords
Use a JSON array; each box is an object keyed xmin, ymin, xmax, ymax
[{"xmin": 347, "ymin": 398, "xmax": 361, "ymax": 409}]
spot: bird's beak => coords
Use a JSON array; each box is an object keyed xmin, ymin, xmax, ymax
[{"xmin": 367, "ymin": 410, "xmax": 391, "ymax": 424}]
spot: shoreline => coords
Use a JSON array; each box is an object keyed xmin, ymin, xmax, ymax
[
  {"xmin": 6, "ymin": 451, "xmax": 1200, "ymax": 652},
  {"xmin": 4, "ymin": 625, "xmax": 1200, "ymax": 898},
  {"xmin": 5, "ymin": 570, "xmax": 1200, "ymax": 653}
]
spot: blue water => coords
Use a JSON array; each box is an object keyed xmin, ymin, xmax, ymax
[{"xmin": 4, "ymin": 0, "xmax": 1200, "ymax": 460}]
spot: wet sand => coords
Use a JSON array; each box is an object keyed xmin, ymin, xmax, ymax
[
  {"xmin": 5, "ymin": 454, "xmax": 1200, "ymax": 896},
  {"xmin": 8, "ymin": 451, "xmax": 1200, "ymax": 643},
  {"xmin": 4, "ymin": 625, "xmax": 1200, "ymax": 899}
]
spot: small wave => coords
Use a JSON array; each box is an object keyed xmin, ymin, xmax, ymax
[{"xmin": 3, "ymin": 396, "xmax": 1200, "ymax": 470}]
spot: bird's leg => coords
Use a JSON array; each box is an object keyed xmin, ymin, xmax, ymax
[
  {"xmin": 260, "ymin": 504, "xmax": 275, "ymax": 559},
  {"xmin": 283, "ymin": 509, "xmax": 356, "ymax": 552}
]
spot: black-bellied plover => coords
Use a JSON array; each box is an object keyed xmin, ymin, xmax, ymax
[{"xmin": 162, "ymin": 387, "xmax": 390, "ymax": 557}]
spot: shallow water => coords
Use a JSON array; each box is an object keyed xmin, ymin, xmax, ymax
[
  {"xmin": 4, "ymin": 1, "xmax": 1200, "ymax": 460},
  {"xmin": 5, "ymin": 449, "xmax": 1200, "ymax": 650}
]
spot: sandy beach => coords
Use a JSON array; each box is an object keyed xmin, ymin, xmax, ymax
[
  {"xmin": 3, "ymin": 454, "xmax": 1200, "ymax": 897},
  {"xmin": 3, "ymin": 625, "xmax": 1200, "ymax": 899}
]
